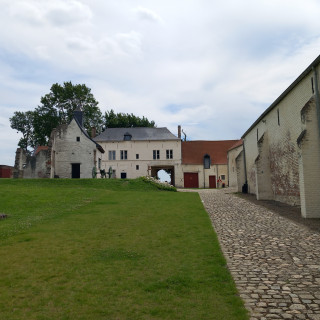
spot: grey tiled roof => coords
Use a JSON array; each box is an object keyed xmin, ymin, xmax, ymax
[{"xmin": 94, "ymin": 127, "xmax": 179, "ymax": 142}]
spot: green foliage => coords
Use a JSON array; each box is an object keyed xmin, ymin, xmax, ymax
[
  {"xmin": 140, "ymin": 176, "xmax": 177, "ymax": 191},
  {"xmin": 0, "ymin": 179, "xmax": 248, "ymax": 320},
  {"xmin": 9, "ymin": 111, "xmax": 35, "ymax": 152},
  {"xmin": 10, "ymin": 82, "xmax": 103, "ymax": 150},
  {"xmin": 105, "ymin": 109, "xmax": 155, "ymax": 128}
]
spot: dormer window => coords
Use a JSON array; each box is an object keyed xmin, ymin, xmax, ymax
[
  {"xmin": 124, "ymin": 132, "xmax": 132, "ymax": 141},
  {"xmin": 204, "ymin": 154, "xmax": 210, "ymax": 169}
]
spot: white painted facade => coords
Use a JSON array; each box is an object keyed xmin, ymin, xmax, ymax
[{"xmin": 241, "ymin": 55, "xmax": 320, "ymax": 218}]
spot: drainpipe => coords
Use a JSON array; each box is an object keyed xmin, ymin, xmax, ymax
[
  {"xmin": 313, "ymin": 67, "xmax": 320, "ymax": 137},
  {"xmin": 242, "ymin": 140, "xmax": 248, "ymax": 193},
  {"xmin": 227, "ymin": 154, "xmax": 230, "ymax": 187},
  {"xmin": 216, "ymin": 164, "xmax": 219, "ymax": 188}
]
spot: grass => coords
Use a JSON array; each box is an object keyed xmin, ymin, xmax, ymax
[{"xmin": 0, "ymin": 179, "xmax": 248, "ymax": 320}]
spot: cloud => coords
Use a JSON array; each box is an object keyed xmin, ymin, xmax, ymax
[
  {"xmin": 45, "ymin": 0, "xmax": 93, "ymax": 26},
  {"xmin": 2, "ymin": 0, "xmax": 320, "ymax": 165},
  {"xmin": 135, "ymin": 6, "xmax": 163, "ymax": 23}
]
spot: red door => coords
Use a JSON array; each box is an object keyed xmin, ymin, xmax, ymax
[
  {"xmin": 209, "ymin": 175, "xmax": 216, "ymax": 188},
  {"xmin": 184, "ymin": 173, "xmax": 199, "ymax": 188}
]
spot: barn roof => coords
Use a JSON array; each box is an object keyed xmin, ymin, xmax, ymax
[
  {"xmin": 227, "ymin": 139, "xmax": 243, "ymax": 151},
  {"xmin": 182, "ymin": 140, "xmax": 240, "ymax": 165},
  {"xmin": 94, "ymin": 127, "xmax": 179, "ymax": 142}
]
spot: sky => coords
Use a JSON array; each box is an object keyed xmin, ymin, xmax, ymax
[{"xmin": 1, "ymin": 0, "xmax": 320, "ymax": 166}]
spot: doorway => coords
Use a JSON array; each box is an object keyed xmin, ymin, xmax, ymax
[
  {"xmin": 209, "ymin": 175, "xmax": 216, "ymax": 188},
  {"xmin": 72, "ymin": 163, "xmax": 80, "ymax": 178}
]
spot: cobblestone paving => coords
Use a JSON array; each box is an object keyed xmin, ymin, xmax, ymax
[{"xmin": 196, "ymin": 189, "xmax": 320, "ymax": 320}]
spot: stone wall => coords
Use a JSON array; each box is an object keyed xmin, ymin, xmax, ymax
[
  {"xmin": 242, "ymin": 62, "xmax": 320, "ymax": 217},
  {"xmin": 51, "ymin": 119, "xmax": 103, "ymax": 178}
]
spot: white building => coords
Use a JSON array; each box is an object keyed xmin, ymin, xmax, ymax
[
  {"xmin": 94, "ymin": 127, "xmax": 181, "ymax": 185},
  {"xmin": 240, "ymin": 55, "xmax": 320, "ymax": 218}
]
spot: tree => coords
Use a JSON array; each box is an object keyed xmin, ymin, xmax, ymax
[
  {"xmin": 10, "ymin": 111, "xmax": 35, "ymax": 153},
  {"xmin": 104, "ymin": 109, "xmax": 155, "ymax": 128},
  {"xmin": 10, "ymin": 82, "xmax": 104, "ymax": 151},
  {"xmin": 34, "ymin": 82, "xmax": 103, "ymax": 143}
]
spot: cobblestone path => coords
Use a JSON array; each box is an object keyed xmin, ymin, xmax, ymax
[{"xmin": 197, "ymin": 189, "xmax": 320, "ymax": 320}]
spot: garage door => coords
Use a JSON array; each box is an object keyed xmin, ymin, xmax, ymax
[{"xmin": 184, "ymin": 172, "xmax": 199, "ymax": 188}]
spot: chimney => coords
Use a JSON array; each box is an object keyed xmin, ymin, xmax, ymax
[
  {"xmin": 73, "ymin": 107, "xmax": 83, "ymax": 127},
  {"xmin": 178, "ymin": 125, "xmax": 181, "ymax": 139},
  {"xmin": 91, "ymin": 127, "xmax": 96, "ymax": 138}
]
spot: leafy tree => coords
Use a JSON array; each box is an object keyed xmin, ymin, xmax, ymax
[
  {"xmin": 10, "ymin": 82, "xmax": 104, "ymax": 150},
  {"xmin": 34, "ymin": 82, "xmax": 103, "ymax": 143},
  {"xmin": 10, "ymin": 111, "xmax": 35, "ymax": 153},
  {"xmin": 104, "ymin": 109, "xmax": 155, "ymax": 128}
]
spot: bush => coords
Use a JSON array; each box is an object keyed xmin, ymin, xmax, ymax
[{"xmin": 140, "ymin": 176, "xmax": 177, "ymax": 192}]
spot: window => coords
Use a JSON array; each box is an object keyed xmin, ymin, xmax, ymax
[
  {"xmin": 312, "ymin": 77, "xmax": 315, "ymax": 94},
  {"xmin": 124, "ymin": 132, "xmax": 132, "ymax": 141},
  {"xmin": 277, "ymin": 109, "xmax": 280, "ymax": 126},
  {"xmin": 120, "ymin": 150, "xmax": 128, "ymax": 160},
  {"xmin": 108, "ymin": 150, "xmax": 116, "ymax": 160},
  {"xmin": 121, "ymin": 172, "xmax": 127, "ymax": 179},
  {"xmin": 76, "ymin": 137, "xmax": 80, "ymax": 142},
  {"xmin": 221, "ymin": 175, "xmax": 225, "ymax": 180},
  {"xmin": 136, "ymin": 154, "xmax": 139, "ymax": 159},
  {"xmin": 98, "ymin": 158, "xmax": 101, "ymax": 169},
  {"xmin": 204, "ymin": 154, "xmax": 210, "ymax": 169},
  {"xmin": 136, "ymin": 165, "xmax": 139, "ymax": 170},
  {"xmin": 153, "ymin": 150, "xmax": 160, "ymax": 160},
  {"xmin": 166, "ymin": 149, "xmax": 173, "ymax": 159}
]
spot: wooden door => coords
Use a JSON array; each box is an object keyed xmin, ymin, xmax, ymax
[
  {"xmin": 184, "ymin": 173, "xmax": 199, "ymax": 188},
  {"xmin": 209, "ymin": 175, "xmax": 216, "ymax": 188}
]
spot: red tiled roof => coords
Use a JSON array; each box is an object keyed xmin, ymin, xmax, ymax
[
  {"xmin": 228, "ymin": 139, "xmax": 243, "ymax": 151},
  {"xmin": 182, "ymin": 140, "xmax": 240, "ymax": 165},
  {"xmin": 35, "ymin": 146, "xmax": 49, "ymax": 155}
]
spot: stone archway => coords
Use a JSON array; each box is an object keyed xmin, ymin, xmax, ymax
[{"xmin": 150, "ymin": 166, "xmax": 175, "ymax": 186}]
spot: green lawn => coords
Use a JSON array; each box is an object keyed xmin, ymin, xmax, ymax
[{"xmin": 0, "ymin": 179, "xmax": 248, "ymax": 320}]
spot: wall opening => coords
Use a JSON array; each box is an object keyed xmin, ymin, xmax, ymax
[{"xmin": 158, "ymin": 169, "xmax": 171, "ymax": 183}]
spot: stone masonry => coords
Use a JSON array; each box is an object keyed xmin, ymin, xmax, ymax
[{"xmin": 196, "ymin": 188, "xmax": 320, "ymax": 320}]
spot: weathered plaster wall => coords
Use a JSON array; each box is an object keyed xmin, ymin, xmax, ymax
[
  {"xmin": 228, "ymin": 144, "xmax": 243, "ymax": 188},
  {"xmin": 52, "ymin": 119, "xmax": 102, "ymax": 178},
  {"xmin": 243, "ymin": 63, "xmax": 320, "ymax": 211},
  {"xmin": 298, "ymin": 97, "xmax": 320, "ymax": 218},
  {"xmin": 23, "ymin": 150, "xmax": 49, "ymax": 178}
]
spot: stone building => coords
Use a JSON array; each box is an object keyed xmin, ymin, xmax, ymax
[
  {"xmin": 180, "ymin": 140, "xmax": 240, "ymax": 188},
  {"xmin": 93, "ymin": 127, "xmax": 181, "ymax": 184},
  {"xmin": 227, "ymin": 140, "xmax": 244, "ymax": 190},
  {"xmin": 241, "ymin": 54, "xmax": 320, "ymax": 218},
  {"xmin": 14, "ymin": 109, "xmax": 104, "ymax": 179}
]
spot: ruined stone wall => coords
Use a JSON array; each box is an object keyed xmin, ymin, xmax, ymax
[
  {"xmin": 13, "ymin": 148, "xmax": 27, "ymax": 178},
  {"xmin": 22, "ymin": 150, "xmax": 49, "ymax": 178}
]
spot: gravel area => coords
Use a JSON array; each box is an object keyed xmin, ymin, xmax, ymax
[{"xmin": 181, "ymin": 188, "xmax": 320, "ymax": 320}]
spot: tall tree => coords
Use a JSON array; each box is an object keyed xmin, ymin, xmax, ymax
[
  {"xmin": 104, "ymin": 109, "xmax": 155, "ymax": 128},
  {"xmin": 35, "ymin": 82, "xmax": 103, "ymax": 143},
  {"xmin": 10, "ymin": 111, "xmax": 35, "ymax": 153},
  {"xmin": 10, "ymin": 82, "xmax": 104, "ymax": 151}
]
